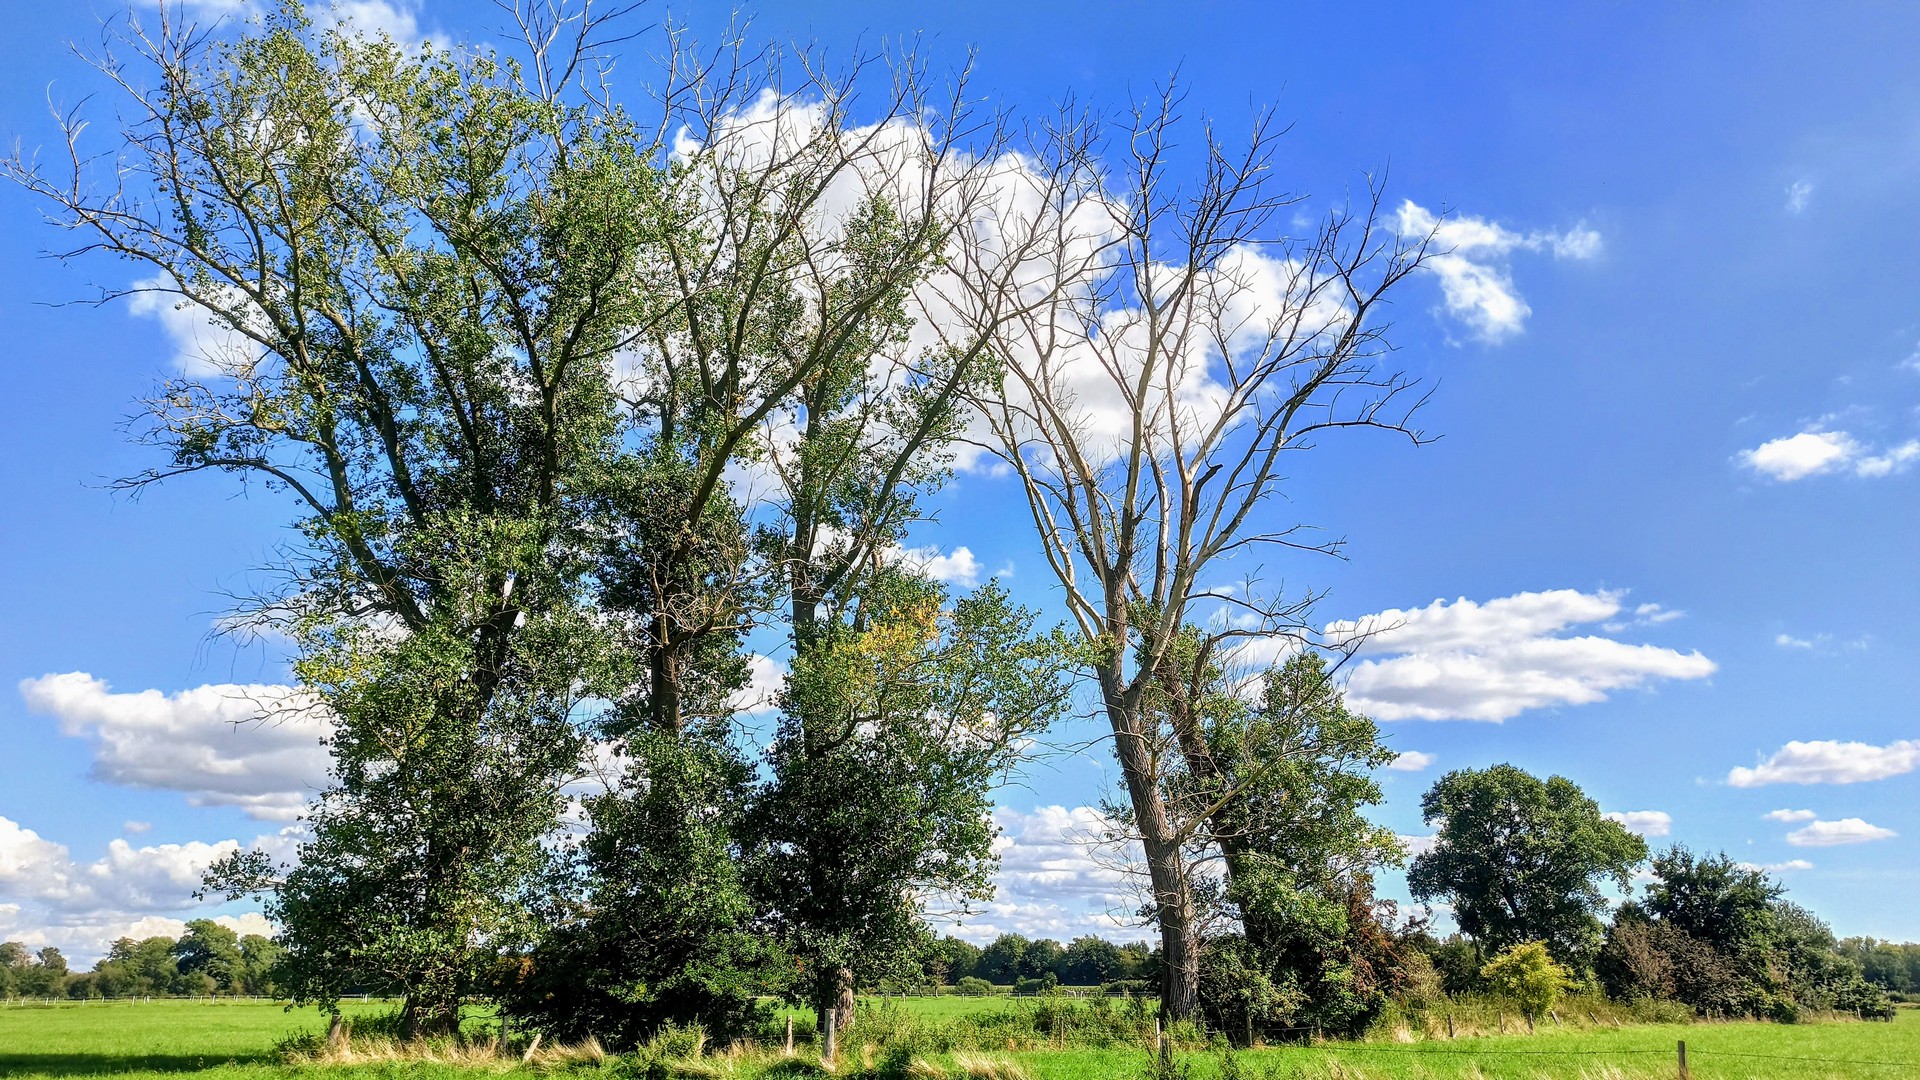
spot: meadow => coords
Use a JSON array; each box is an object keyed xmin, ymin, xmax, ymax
[{"xmin": 0, "ymin": 997, "xmax": 1915, "ymax": 1080}]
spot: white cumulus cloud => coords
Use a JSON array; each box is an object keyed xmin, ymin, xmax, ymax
[
  {"xmin": 1727, "ymin": 739, "xmax": 1920, "ymax": 787},
  {"xmin": 1604, "ymin": 810, "xmax": 1673, "ymax": 837},
  {"xmin": 1387, "ymin": 751, "xmax": 1436, "ymax": 772},
  {"xmin": 1326, "ymin": 589, "xmax": 1715, "ymax": 722},
  {"xmin": 148, "ymin": 0, "xmax": 425, "ymax": 42},
  {"xmin": 0, "ymin": 815, "xmax": 292, "ymax": 965},
  {"xmin": 1398, "ymin": 834, "xmax": 1438, "ymax": 857},
  {"xmin": 1785, "ymin": 180, "xmax": 1814, "ymax": 214},
  {"xmin": 1764, "ymin": 808, "xmax": 1818, "ymax": 823},
  {"xmin": 726, "ymin": 654, "xmax": 787, "ymax": 716},
  {"xmin": 899, "ymin": 545, "xmax": 985, "ymax": 587},
  {"xmin": 1740, "ymin": 430, "xmax": 1920, "ymax": 481},
  {"xmin": 18, "ymin": 673, "xmax": 331, "ymax": 820},
  {"xmin": 1785, "ymin": 818, "xmax": 1897, "ymax": 847},
  {"xmin": 933, "ymin": 805, "xmax": 1137, "ymax": 943},
  {"xmin": 1395, "ymin": 201, "xmax": 1600, "ymax": 343}
]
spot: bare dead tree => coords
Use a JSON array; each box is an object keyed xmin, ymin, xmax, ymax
[{"xmin": 946, "ymin": 84, "xmax": 1435, "ymax": 1019}]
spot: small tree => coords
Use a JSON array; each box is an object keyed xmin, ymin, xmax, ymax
[
  {"xmin": 748, "ymin": 579, "xmax": 1067, "ymax": 1059},
  {"xmin": 1409, "ymin": 764, "xmax": 1646, "ymax": 968},
  {"xmin": 1481, "ymin": 941, "xmax": 1570, "ymax": 1022}
]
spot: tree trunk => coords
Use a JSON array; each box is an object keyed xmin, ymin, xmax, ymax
[
  {"xmin": 648, "ymin": 617, "xmax": 684, "ymax": 734},
  {"xmin": 1106, "ymin": 688, "xmax": 1200, "ymax": 1022},
  {"xmin": 815, "ymin": 965, "xmax": 854, "ymax": 1061},
  {"xmin": 1143, "ymin": 829, "xmax": 1200, "ymax": 1022},
  {"xmin": 835, "ymin": 970, "xmax": 857, "ymax": 1032},
  {"xmin": 401, "ymin": 992, "xmax": 460, "ymax": 1040}
]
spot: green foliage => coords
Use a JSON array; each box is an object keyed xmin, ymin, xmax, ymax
[
  {"xmin": 1, "ymin": 942, "xmax": 70, "ymax": 998},
  {"xmin": 1174, "ymin": 653, "xmax": 1417, "ymax": 1040},
  {"xmin": 1838, "ymin": 936, "xmax": 1920, "ymax": 994},
  {"xmin": 31, "ymin": 0, "xmax": 660, "ymax": 1035},
  {"xmin": 499, "ymin": 729, "xmax": 781, "ymax": 1047},
  {"xmin": 1599, "ymin": 847, "xmax": 1896, "ymax": 1021},
  {"xmin": 751, "ymin": 576, "xmax": 1069, "ymax": 1035},
  {"xmin": 1479, "ymin": 942, "xmax": 1570, "ymax": 1020},
  {"xmin": 1409, "ymin": 764, "xmax": 1647, "ymax": 968}
]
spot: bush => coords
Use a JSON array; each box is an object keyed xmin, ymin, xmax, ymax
[
  {"xmin": 1834, "ymin": 978, "xmax": 1897, "ymax": 1021},
  {"xmin": 1425, "ymin": 936, "xmax": 1486, "ymax": 995},
  {"xmin": 954, "ymin": 977, "xmax": 995, "ymax": 996},
  {"xmin": 1480, "ymin": 942, "xmax": 1570, "ymax": 1021},
  {"xmin": 1012, "ymin": 973, "xmax": 1058, "ymax": 995}
]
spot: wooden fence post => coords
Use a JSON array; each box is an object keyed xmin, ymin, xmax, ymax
[
  {"xmin": 1676, "ymin": 1040, "xmax": 1688, "ymax": 1078},
  {"xmin": 1446, "ymin": 1012, "xmax": 1454, "ymax": 1039},
  {"xmin": 784, "ymin": 1016, "xmax": 794, "ymax": 1055}
]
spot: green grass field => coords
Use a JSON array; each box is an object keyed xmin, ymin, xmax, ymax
[{"xmin": 0, "ymin": 998, "xmax": 1914, "ymax": 1079}]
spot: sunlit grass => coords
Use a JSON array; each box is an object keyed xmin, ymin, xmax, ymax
[{"xmin": 0, "ymin": 998, "xmax": 1913, "ymax": 1079}]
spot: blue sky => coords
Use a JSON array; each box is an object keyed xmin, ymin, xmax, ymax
[{"xmin": 2, "ymin": 0, "xmax": 1918, "ymax": 962}]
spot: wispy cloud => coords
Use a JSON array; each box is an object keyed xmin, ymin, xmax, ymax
[{"xmin": 1396, "ymin": 202, "xmax": 1601, "ymax": 343}]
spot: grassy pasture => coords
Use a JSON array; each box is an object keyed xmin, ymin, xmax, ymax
[{"xmin": 0, "ymin": 997, "xmax": 1913, "ymax": 1079}]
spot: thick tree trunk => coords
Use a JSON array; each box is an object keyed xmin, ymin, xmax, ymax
[
  {"xmin": 815, "ymin": 965, "xmax": 854, "ymax": 1061},
  {"xmin": 1142, "ymin": 829, "xmax": 1200, "ymax": 1022},
  {"xmin": 648, "ymin": 618, "xmax": 683, "ymax": 734},
  {"xmin": 1106, "ymin": 686, "xmax": 1201, "ymax": 1022},
  {"xmin": 400, "ymin": 992, "xmax": 461, "ymax": 1040},
  {"xmin": 835, "ymin": 970, "xmax": 857, "ymax": 1032}
]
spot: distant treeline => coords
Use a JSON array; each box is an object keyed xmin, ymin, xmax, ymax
[
  {"xmin": 1838, "ymin": 938, "xmax": 1920, "ymax": 996},
  {"xmin": 1, "ymin": 921, "xmax": 281, "ymax": 1000},
  {"xmin": 921, "ymin": 934, "xmax": 1157, "ymax": 991}
]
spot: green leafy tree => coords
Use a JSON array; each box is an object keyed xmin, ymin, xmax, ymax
[
  {"xmin": 1604, "ymin": 849, "xmax": 1891, "ymax": 1019},
  {"xmin": 1061, "ymin": 936, "xmax": 1127, "ymax": 985},
  {"xmin": 750, "ymin": 579, "xmax": 1067, "ymax": 1059},
  {"xmin": 1409, "ymin": 764, "xmax": 1646, "ymax": 968},
  {"xmin": 1838, "ymin": 938, "xmax": 1920, "ymax": 994},
  {"xmin": 1642, "ymin": 848, "xmax": 1780, "ymax": 956},
  {"xmin": 234, "ymin": 935, "xmax": 284, "ymax": 997},
  {"xmin": 1150, "ymin": 645, "xmax": 1410, "ymax": 1038},
  {"xmin": 501, "ymin": 727, "xmax": 781, "ymax": 1047},
  {"xmin": 1480, "ymin": 941, "xmax": 1570, "ymax": 1021},
  {"xmin": 0, "ymin": 942, "xmax": 24, "ymax": 998},
  {"xmin": 15, "ymin": 947, "xmax": 70, "ymax": 997},
  {"xmin": 1020, "ymin": 939, "xmax": 1066, "ymax": 981},
  {"xmin": 926, "ymin": 936, "xmax": 984, "ymax": 985},
  {"xmin": 9, "ymin": 4, "xmax": 666, "ymax": 1034},
  {"xmin": 977, "ymin": 934, "xmax": 1032, "ymax": 986},
  {"xmin": 173, "ymin": 920, "xmax": 244, "ymax": 994}
]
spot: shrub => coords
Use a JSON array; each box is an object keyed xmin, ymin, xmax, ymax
[
  {"xmin": 1834, "ymin": 978, "xmax": 1897, "ymax": 1021},
  {"xmin": 1480, "ymin": 942, "xmax": 1570, "ymax": 1021},
  {"xmin": 1012, "ymin": 973, "xmax": 1057, "ymax": 995},
  {"xmin": 955, "ymin": 977, "xmax": 995, "ymax": 996}
]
